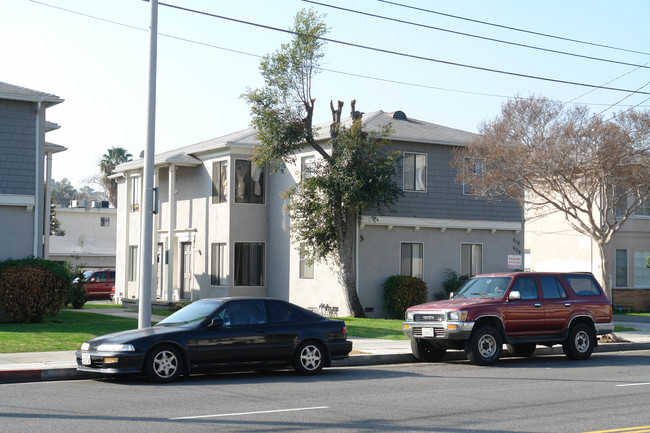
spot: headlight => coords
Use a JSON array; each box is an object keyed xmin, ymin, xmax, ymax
[
  {"xmin": 81, "ymin": 342, "xmax": 90, "ymax": 351},
  {"xmin": 97, "ymin": 343, "xmax": 135, "ymax": 352},
  {"xmin": 447, "ymin": 311, "xmax": 468, "ymax": 321},
  {"xmin": 405, "ymin": 311, "xmax": 414, "ymax": 321}
]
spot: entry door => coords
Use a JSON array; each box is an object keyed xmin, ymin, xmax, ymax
[
  {"xmin": 181, "ymin": 243, "xmax": 192, "ymax": 300},
  {"xmin": 156, "ymin": 243, "xmax": 164, "ymax": 298}
]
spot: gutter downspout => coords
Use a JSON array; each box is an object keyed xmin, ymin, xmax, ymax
[
  {"xmin": 167, "ymin": 164, "xmax": 176, "ymax": 302},
  {"xmin": 33, "ymin": 101, "xmax": 42, "ymax": 257}
]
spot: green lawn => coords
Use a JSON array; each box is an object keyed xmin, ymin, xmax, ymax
[{"xmin": 342, "ymin": 317, "xmax": 408, "ymax": 340}]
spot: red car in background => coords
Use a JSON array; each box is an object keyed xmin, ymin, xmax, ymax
[{"xmin": 74, "ymin": 270, "xmax": 115, "ymax": 300}]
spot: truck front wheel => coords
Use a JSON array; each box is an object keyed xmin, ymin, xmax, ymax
[{"xmin": 466, "ymin": 325, "xmax": 502, "ymax": 365}]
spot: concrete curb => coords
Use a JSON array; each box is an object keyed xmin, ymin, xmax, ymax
[{"xmin": 2, "ymin": 341, "xmax": 648, "ymax": 384}]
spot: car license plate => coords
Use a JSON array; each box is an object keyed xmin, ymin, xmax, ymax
[
  {"xmin": 422, "ymin": 327, "xmax": 434, "ymax": 337},
  {"xmin": 82, "ymin": 353, "xmax": 91, "ymax": 366}
]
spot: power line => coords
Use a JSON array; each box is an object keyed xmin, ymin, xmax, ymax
[
  {"xmin": 27, "ymin": 0, "xmax": 650, "ymax": 107},
  {"xmin": 375, "ymin": 0, "xmax": 650, "ymax": 57},
  {"xmin": 154, "ymin": 1, "xmax": 650, "ymax": 96},
  {"xmin": 302, "ymin": 0, "xmax": 650, "ymax": 70}
]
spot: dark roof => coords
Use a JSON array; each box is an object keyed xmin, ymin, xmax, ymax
[{"xmin": 0, "ymin": 81, "xmax": 63, "ymax": 106}]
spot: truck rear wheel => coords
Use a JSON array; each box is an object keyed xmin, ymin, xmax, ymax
[
  {"xmin": 410, "ymin": 339, "xmax": 446, "ymax": 362},
  {"xmin": 466, "ymin": 325, "xmax": 502, "ymax": 365},
  {"xmin": 562, "ymin": 323, "xmax": 595, "ymax": 360}
]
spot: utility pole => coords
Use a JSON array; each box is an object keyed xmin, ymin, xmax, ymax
[{"xmin": 139, "ymin": 0, "xmax": 158, "ymax": 329}]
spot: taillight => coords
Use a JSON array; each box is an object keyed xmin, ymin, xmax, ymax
[{"xmin": 341, "ymin": 325, "xmax": 347, "ymax": 338}]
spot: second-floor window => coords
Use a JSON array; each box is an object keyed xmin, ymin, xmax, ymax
[
  {"xmin": 463, "ymin": 157, "xmax": 486, "ymax": 195},
  {"xmin": 100, "ymin": 217, "xmax": 110, "ymax": 227},
  {"xmin": 212, "ymin": 161, "xmax": 228, "ymax": 204},
  {"xmin": 301, "ymin": 155, "xmax": 316, "ymax": 181},
  {"xmin": 636, "ymin": 198, "xmax": 650, "ymax": 216},
  {"xmin": 235, "ymin": 160, "xmax": 264, "ymax": 204},
  {"xmin": 403, "ymin": 152, "xmax": 426, "ymax": 192},
  {"xmin": 299, "ymin": 243, "xmax": 314, "ymax": 279},
  {"xmin": 130, "ymin": 176, "xmax": 141, "ymax": 212}
]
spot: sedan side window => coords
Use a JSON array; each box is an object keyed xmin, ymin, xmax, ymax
[
  {"xmin": 511, "ymin": 277, "xmax": 538, "ymax": 300},
  {"xmin": 540, "ymin": 277, "xmax": 568, "ymax": 299},
  {"xmin": 218, "ymin": 301, "xmax": 266, "ymax": 326},
  {"xmin": 267, "ymin": 301, "xmax": 300, "ymax": 323}
]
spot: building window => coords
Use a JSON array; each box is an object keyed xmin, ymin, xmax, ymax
[
  {"xmin": 403, "ymin": 152, "xmax": 426, "ymax": 192},
  {"xmin": 130, "ymin": 176, "xmax": 141, "ymax": 212},
  {"xmin": 633, "ymin": 250, "xmax": 650, "ymax": 288},
  {"xmin": 401, "ymin": 243, "xmax": 423, "ymax": 278},
  {"xmin": 636, "ymin": 199, "xmax": 650, "ymax": 216},
  {"xmin": 234, "ymin": 242, "xmax": 265, "ymax": 286},
  {"xmin": 211, "ymin": 243, "xmax": 226, "ymax": 286},
  {"xmin": 461, "ymin": 244, "xmax": 482, "ymax": 276},
  {"xmin": 463, "ymin": 157, "xmax": 485, "ymax": 195},
  {"xmin": 301, "ymin": 155, "xmax": 316, "ymax": 181},
  {"xmin": 235, "ymin": 160, "xmax": 264, "ymax": 204},
  {"xmin": 100, "ymin": 217, "xmax": 110, "ymax": 227},
  {"xmin": 615, "ymin": 249, "xmax": 628, "ymax": 288},
  {"xmin": 212, "ymin": 161, "xmax": 228, "ymax": 204},
  {"xmin": 299, "ymin": 243, "xmax": 314, "ymax": 279},
  {"xmin": 128, "ymin": 246, "xmax": 138, "ymax": 282}
]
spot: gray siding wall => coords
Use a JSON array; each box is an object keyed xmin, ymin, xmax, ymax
[
  {"xmin": 0, "ymin": 100, "xmax": 36, "ymax": 195},
  {"xmin": 385, "ymin": 141, "xmax": 522, "ymax": 223}
]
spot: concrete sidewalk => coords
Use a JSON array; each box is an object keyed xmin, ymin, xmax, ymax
[{"xmin": 1, "ymin": 313, "xmax": 648, "ymax": 384}]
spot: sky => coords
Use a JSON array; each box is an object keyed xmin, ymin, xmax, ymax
[{"xmin": 2, "ymin": 0, "xmax": 649, "ymax": 189}]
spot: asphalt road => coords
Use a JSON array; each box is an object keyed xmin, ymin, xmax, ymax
[{"xmin": 1, "ymin": 351, "xmax": 649, "ymax": 433}]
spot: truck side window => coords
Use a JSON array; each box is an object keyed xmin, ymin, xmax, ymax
[
  {"xmin": 540, "ymin": 277, "xmax": 568, "ymax": 299},
  {"xmin": 512, "ymin": 277, "xmax": 538, "ymax": 300}
]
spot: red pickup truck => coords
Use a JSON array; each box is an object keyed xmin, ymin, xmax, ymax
[{"xmin": 403, "ymin": 272, "xmax": 613, "ymax": 365}]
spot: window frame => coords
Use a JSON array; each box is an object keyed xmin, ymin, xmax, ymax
[
  {"xmin": 615, "ymin": 248, "xmax": 628, "ymax": 288},
  {"xmin": 211, "ymin": 242, "xmax": 227, "ymax": 286},
  {"xmin": 130, "ymin": 175, "xmax": 141, "ymax": 213},
  {"xmin": 128, "ymin": 245, "xmax": 138, "ymax": 282},
  {"xmin": 211, "ymin": 160, "xmax": 228, "ymax": 204},
  {"xmin": 400, "ymin": 242, "xmax": 423, "ymax": 279},
  {"xmin": 234, "ymin": 242, "xmax": 265, "ymax": 286},
  {"xmin": 463, "ymin": 157, "xmax": 486, "ymax": 196},
  {"xmin": 299, "ymin": 242, "xmax": 314, "ymax": 279},
  {"xmin": 461, "ymin": 243, "xmax": 483, "ymax": 277},
  {"xmin": 234, "ymin": 159, "xmax": 265, "ymax": 204},
  {"xmin": 403, "ymin": 152, "xmax": 427, "ymax": 192}
]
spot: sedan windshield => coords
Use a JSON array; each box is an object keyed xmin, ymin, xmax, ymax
[
  {"xmin": 156, "ymin": 300, "xmax": 223, "ymax": 328},
  {"xmin": 453, "ymin": 277, "xmax": 512, "ymax": 299}
]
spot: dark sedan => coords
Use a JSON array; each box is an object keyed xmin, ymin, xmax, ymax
[{"xmin": 76, "ymin": 298, "xmax": 352, "ymax": 382}]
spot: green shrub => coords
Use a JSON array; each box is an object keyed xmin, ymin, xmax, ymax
[
  {"xmin": 66, "ymin": 267, "xmax": 87, "ymax": 309},
  {"xmin": 0, "ymin": 258, "xmax": 71, "ymax": 323},
  {"xmin": 434, "ymin": 268, "xmax": 470, "ymax": 300},
  {"xmin": 383, "ymin": 275, "xmax": 428, "ymax": 319}
]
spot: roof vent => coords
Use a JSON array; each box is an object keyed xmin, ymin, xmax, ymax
[{"xmin": 391, "ymin": 111, "xmax": 407, "ymax": 120}]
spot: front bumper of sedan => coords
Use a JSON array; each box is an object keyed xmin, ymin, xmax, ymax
[{"xmin": 75, "ymin": 349, "xmax": 145, "ymax": 374}]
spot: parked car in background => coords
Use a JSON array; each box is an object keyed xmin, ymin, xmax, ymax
[
  {"xmin": 73, "ymin": 270, "xmax": 115, "ymax": 300},
  {"xmin": 76, "ymin": 298, "xmax": 353, "ymax": 382},
  {"xmin": 403, "ymin": 272, "xmax": 613, "ymax": 365}
]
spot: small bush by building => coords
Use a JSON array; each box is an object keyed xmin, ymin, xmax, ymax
[
  {"xmin": 0, "ymin": 257, "xmax": 71, "ymax": 323},
  {"xmin": 383, "ymin": 275, "xmax": 428, "ymax": 319}
]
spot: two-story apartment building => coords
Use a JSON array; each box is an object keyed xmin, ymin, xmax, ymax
[
  {"xmin": 0, "ymin": 82, "xmax": 64, "ymax": 261},
  {"xmin": 113, "ymin": 110, "xmax": 524, "ymax": 317},
  {"xmin": 49, "ymin": 201, "xmax": 117, "ymax": 271}
]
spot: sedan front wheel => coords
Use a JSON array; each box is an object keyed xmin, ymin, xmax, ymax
[{"xmin": 145, "ymin": 344, "xmax": 183, "ymax": 382}]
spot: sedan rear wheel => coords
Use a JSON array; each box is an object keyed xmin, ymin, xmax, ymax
[
  {"xmin": 294, "ymin": 341, "xmax": 325, "ymax": 375},
  {"xmin": 145, "ymin": 345, "xmax": 182, "ymax": 382}
]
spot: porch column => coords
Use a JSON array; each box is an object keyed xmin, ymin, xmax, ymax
[{"xmin": 167, "ymin": 164, "xmax": 176, "ymax": 302}]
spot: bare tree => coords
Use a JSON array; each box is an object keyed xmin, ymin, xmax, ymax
[{"xmin": 454, "ymin": 95, "xmax": 650, "ymax": 293}]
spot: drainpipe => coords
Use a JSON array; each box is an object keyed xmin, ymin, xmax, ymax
[{"xmin": 33, "ymin": 101, "xmax": 42, "ymax": 257}]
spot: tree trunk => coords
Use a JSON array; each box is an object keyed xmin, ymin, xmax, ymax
[
  {"xmin": 596, "ymin": 240, "xmax": 611, "ymax": 300},
  {"xmin": 336, "ymin": 207, "xmax": 365, "ymax": 317}
]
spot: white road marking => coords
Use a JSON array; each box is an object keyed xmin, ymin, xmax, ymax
[
  {"xmin": 616, "ymin": 383, "xmax": 650, "ymax": 387},
  {"xmin": 169, "ymin": 406, "xmax": 329, "ymax": 420}
]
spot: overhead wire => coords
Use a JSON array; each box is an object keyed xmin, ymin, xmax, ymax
[
  {"xmin": 302, "ymin": 0, "xmax": 650, "ymax": 70},
  {"xmin": 27, "ymin": 0, "xmax": 650, "ymax": 107},
  {"xmin": 374, "ymin": 0, "xmax": 650, "ymax": 57},
  {"xmin": 154, "ymin": 1, "xmax": 650, "ymax": 97}
]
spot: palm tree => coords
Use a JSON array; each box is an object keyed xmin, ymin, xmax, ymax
[{"xmin": 100, "ymin": 147, "xmax": 133, "ymax": 207}]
